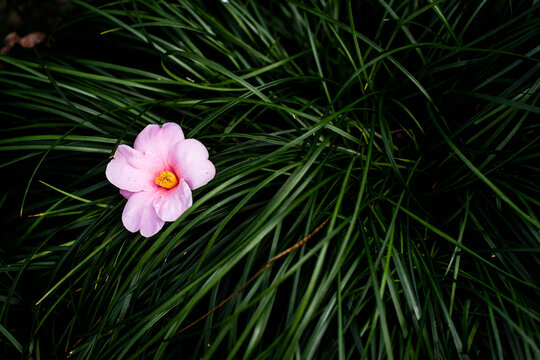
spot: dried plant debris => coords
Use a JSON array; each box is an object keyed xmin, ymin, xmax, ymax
[
  {"xmin": 1, "ymin": 31, "xmax": 46, "ymax": 54},
  {"xmin": 0, "ymin": 0, "xmax": 72, "ymax": 54}
]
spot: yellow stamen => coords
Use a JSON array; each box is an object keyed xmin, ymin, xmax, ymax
[{"xmin": 155, "ymin": 170, "xmax": 179, "ymax": 189}]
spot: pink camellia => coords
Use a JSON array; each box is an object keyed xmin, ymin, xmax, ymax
[{"xmin": 106, "ymin": 122, "xmax": 215, "ymax": 237}]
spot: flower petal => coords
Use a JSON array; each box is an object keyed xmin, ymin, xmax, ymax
[
  {"xmin": 119, "ymin": 189, "xmax": 135, "ymax": 199},
  {"xmin": 134, "ymin": 122, "xmax": 185, "ymax": 162},
  {"xmin": 153, "ymin": 180, "xmax": 192, "ymax": 222},
  {"xmin": 106, "ymin": 145, "xmax": 163, "ymax": 192},
  {"xmin": 169, "ymin": 139, "xmax": 216, "ymax": 190},
  {"xmin": 122, "ymin": 191, "xmax": 165, "ymax": 237}
]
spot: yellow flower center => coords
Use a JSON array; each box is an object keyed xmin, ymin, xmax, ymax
[{"xmin": 155, "ymin": 170, "xmax": 179, "ymax": 189}]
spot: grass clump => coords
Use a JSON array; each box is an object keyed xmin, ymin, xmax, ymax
[{"xmin": 0, "ymin": 1, "xmax": 539, "ymax": 359}]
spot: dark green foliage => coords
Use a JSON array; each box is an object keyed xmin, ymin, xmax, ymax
[{"xmin": 1, "ymin": 1, "xmax": 539, "ymax": 359}]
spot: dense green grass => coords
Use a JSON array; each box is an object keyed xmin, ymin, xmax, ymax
[{"xmin": 1, "ymin": 0, "xmax": 539, "ymax": 359}]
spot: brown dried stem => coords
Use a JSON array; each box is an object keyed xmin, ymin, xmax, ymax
[{"xmin": 175, "ymin": 217, "xmax": 330, "ymax": 336}]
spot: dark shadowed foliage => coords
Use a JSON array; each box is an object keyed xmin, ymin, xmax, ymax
[{"xmin": 1, "ymin": 1, "xmax": 539, "ymax": 359}]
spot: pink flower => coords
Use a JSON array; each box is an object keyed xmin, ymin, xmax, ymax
[{"xmin": 106, "ymin": 122, "xmax": 215, "ymax": 237}]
